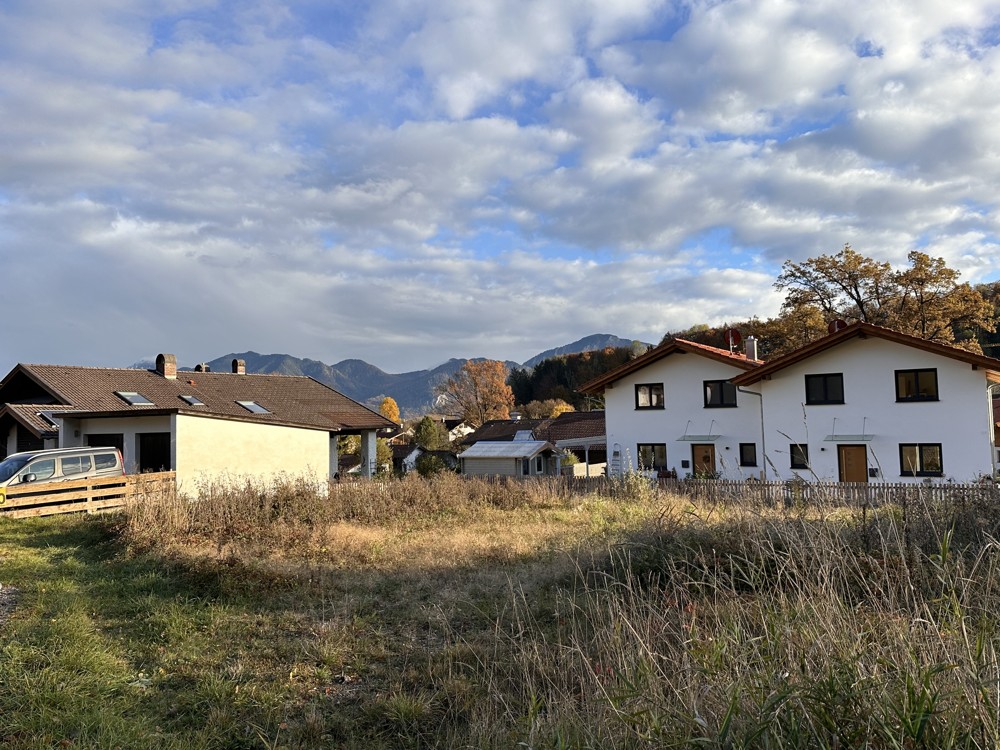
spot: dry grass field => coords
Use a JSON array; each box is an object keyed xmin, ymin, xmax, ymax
[{"xmin": 3, "ymin": 473, "xmax": 1000, "ymax": 748}]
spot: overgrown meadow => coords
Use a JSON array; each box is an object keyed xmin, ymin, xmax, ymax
[{"xmin": 3, "ymin": 473, "xmax": 1000, "ymax": 748}]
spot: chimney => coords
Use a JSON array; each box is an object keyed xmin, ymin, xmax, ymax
[
  {"xmin": 232, "ymin": 358, "xmax": 246, "ymax": 375},
  {"xmin": 194, "ymin": 363, "xmax": 211, "ymax": 373},
  {"xmin": 745, "ymin": 336, "xmax": 759, "ymax": 362},
  {"xmin": 156, "ymin": 353, "xmax": 177, "ymax": 380}
]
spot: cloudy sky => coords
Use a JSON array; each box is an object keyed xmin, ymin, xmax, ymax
[{"xmin": 3, "ymin": 0, "xmax": 1000, "ymax": 375}]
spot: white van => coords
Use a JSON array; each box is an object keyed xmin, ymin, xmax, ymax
[{"xmin": 0, "ymin": 446, "xmax": 126, "ymax": 489}]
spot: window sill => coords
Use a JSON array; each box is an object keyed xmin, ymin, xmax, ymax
[
  {"xmin": 900, "ymin": 473, "xmax": 943, "ymax": 478},
  {"xmin": 704, "ymin": 404, "xmax": 737, "ymax": 409},
  {"xmin": 804, "ymin": 401, "xmax": 845, "ymax": 406},
  {"xmin": 895, "ymin": 398, "xmax": 940, "ymax": 403},
  {"xmin": 635, "ymin": 406, "xmax": 665, "ymax": 411}
]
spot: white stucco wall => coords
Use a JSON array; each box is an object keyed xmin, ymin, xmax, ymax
[
  {"xmin": 756, "ymin": 336, "xmax": 996, "ymax": 482},
  {"xmin": 173, "ymin": 414, "xmax": 330, "ymax": 491},
  {"xmin": 603, "ymin": 354, "xmax": 763, "ymax": 479}
]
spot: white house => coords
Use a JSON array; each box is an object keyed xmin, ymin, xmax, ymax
[
  {"xmin": 0, "ymin": 354, "xmax": 395, "ymax": 491},
  {"xmin": 731, "ymin": 322, "xmax": 1000, "ymax": 483},
  {"xmin": 579, "ymin": 338, "xmax": 765, "ymax": 479}
]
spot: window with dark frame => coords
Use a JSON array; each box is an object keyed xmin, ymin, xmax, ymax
[
  {"xmin": 637, "ymin": 443, "xmax": 667, "ymax": 470},
  {"xmin": 804, "ymin": 373, "xmax": 844, "ymax": 404},
  {"xmin": 114, "ymin": 391, "xmax": 154, "ymax": 406},
  {"xmin": 704, "ymin": 380, "xmax": 738, "ymax": 408},
  {"xmin": 236, "ymin": 400, "xmax": 270, "ymax": 414},
  {"xmin": 895, "ymin": 369, "xmax": 939, "ymax": 402},
  {"xmin": 899, "ymin": 443, "xmax": 943, "ymax": 476},
  {"xmin": 635, "ymin": 383, "xmax": 664, "ymax": 409},
  {"xmin": 739, "ymin": 443, "xmax": 757, "ymax": 467},
  {"xmin": 790, "ymin": 443, "xmax": 809, "ymax": 469}
]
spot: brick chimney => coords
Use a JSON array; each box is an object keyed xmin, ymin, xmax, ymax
[
  {"xmin": 156, "ymin": 353, "xmax": 177, "ymax": 380},
  {"xmin": 194, "ymin": 363, "xmax": 211, "ymax": 372},
  {"xmin": 232, "ymin": 358, "xmax": 246, "ymax": 375}
]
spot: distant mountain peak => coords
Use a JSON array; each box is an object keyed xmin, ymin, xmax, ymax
[{"xmin": 188, "ymin": 333, "xmax": 641, "ymax": 416}]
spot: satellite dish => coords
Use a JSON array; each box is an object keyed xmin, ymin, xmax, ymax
[
  {"xmin": 724, "ymin": 328, "xmax": 742, "ymax": 350},
  {"xmin": 828, "ymin": 319, "xmax": 848, "ymax": 334}
]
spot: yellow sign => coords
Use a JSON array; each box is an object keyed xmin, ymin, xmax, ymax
[{"xmin": 0, "ymin": 488, "xmax": 5, "ymax": 506}]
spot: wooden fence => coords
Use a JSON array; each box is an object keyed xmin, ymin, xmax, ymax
[
  {"xmin": 656, "ymin": 478, "xmax": 1000, "ymax": 507},
  {"xmin": 0, "ymin": 472, "xmax": 176, "ymax": 519}
]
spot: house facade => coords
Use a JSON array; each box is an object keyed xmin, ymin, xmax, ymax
[
  {"xmin": 579, "ymin": 339, "xmax": 764, "ymax": 480},
  {"xmin": 731, "ymin": 323, "xmax": 1000, "ymax": 483},
  {"xmin": 581, "ymin": 324, "xmax": 1000, "ymax": 484},
  {"xmin": 459, "ymin": 439, "xmax": 560, "ymax": 477},
  {"xmin": 0, "ymin": 354, "xmax": 395, "ymax": 490}
]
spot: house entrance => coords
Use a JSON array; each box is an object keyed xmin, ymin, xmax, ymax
[
  {"xmin": 691, "ymin": 444, "xmax": 717, "ymax": 477},
  {"xmin": 137, "ymin": 432, "xmax": 171, "ymax": 472},
  {"xmin": 837, "ymin": 444, "xmax": 868, "ymax": 483}
]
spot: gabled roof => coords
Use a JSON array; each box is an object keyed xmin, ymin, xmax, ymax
[
  {"xmin": 0, "ymin": 363, "xmax": 395, "ymax": 434},
  {"xmin": 460, "ymin": 440, "xmax": 553, "ymax": 459},
  {"xmin": 731, "ymin": 322, "xmax": 1000, "ymax": 386},
  {"xmin": 578, "ymin": 338, "xmax": 763, "ymax": 394},
  {"xmin": 460, "ymin": 418, "xmax": 547, "ymax": 445}
]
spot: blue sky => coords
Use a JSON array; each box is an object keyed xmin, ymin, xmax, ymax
[{"xmin": 2, "ymin": 0, "xmax": 1000, "ymax": 374}]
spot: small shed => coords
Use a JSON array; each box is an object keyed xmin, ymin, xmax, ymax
[{"xmin": 459, "ymin": 440, "xmax": 560, "ymax": 477}]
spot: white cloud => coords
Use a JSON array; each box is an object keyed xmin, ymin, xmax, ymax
[{"xmin": 1, "ymin": 0, "xmax": 999, "ymax": 378}]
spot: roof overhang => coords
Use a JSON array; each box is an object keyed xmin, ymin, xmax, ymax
[
  {"xmin": 824, "ymin": 434, "xmax": 874, "ymax": 442},
  {"xmin": 554, "ymin": 435, "xmax": 606, "ymax": 449},
  {"xmin": 677, "ymin": 434, "xmax": 722, "ymax": 441}
]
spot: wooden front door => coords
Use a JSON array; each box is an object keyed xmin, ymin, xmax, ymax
[
  {"xmin": 838, "ymin": 444, "xmax": 868, "ymax": 483},
  {"xmin": 692, "ymin": 444, "xmax": 717, "ymax": 477}
]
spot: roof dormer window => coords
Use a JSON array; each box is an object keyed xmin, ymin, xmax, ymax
[
  {"xmin": 236, "ymin": 400, "xmax": 270, "ymax": 414},
  {"xmin": 115, "ymin": 391, "xmax": 153, "ymax": 406}
]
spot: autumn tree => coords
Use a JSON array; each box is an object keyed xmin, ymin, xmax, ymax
[
  {"xmin": 893, "ymin": 251, "xmax": 994, "ymax": 349},
  {"xmin": 776, "ymin": 245, "xmax": 995, "ymax": 351},
  {"xmin": 435, "ymin": 360, "xmax": 515, "ymax": 428},
  {"xmin": 776, "ymin": 244, "xmax": 894, "ymax": 324},
  {"xmin": 379, "ymin": 396, "xmax": 401, "ymax": 425},
  {"xmin": 519, "ymin": 399, "xmax": 575, "ymax": 419}
]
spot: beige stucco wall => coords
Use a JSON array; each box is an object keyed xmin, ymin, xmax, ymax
[{"xmin": 174, "ymin": 414, "xmax": 330, "ymax": 492}]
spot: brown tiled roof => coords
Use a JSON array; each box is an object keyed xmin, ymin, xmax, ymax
[
  {"xmin": 535, "ymin": 411, "xmax": 605, "ymax": 442},
  {"xmin": 460, "ymin": 418, "xmax": 546, "ymax": 445},
  {"xmin": 578, "ymin": 338, "xmax": 762, "ymax": 394},
  {"xmin": 731, "ymin": 322, "xmax": 1000, "ymax": 386},
  {"xmin": 0, "ymin": 404, "xmax": 78, "ymax": 437},
  {"xmin": 4, "ymin": 364, "xmax": 394, "ymax": 433}
]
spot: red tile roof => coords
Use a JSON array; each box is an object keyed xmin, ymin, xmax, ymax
[{"xmin": 578, "ymin": 337, "xmax": 763, "ymax": 393}]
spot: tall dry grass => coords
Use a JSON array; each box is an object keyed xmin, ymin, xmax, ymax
[
  {"xmin": 460, "ymin": 495, "xmax": 1000, "ymax": 748},
  {"xmin": 119, "ymin": 473, "xmax": 1000, "ymax": 747}
]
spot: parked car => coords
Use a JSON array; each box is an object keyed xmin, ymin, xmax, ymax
[{"xmin": 0, "ymin": 446, "xmax": 126, "ymax": 489}]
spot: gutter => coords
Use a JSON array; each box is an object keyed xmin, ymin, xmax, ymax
[{"xmin": 737, "ymin": 387, "xmax": 766, "ymax": 480}]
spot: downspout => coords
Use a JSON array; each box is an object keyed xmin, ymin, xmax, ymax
[
  {"xmin": 988, "ymin": 383, "xmax": 1000, "ymax": 480},
  {"xmin": 738, "ymin": 387, "xmax": 766, "ymax": 480}
]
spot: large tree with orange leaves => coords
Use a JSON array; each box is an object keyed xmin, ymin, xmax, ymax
[{"xmin": 435, "ymin": 360, "xmax": 514, "ymax": 428}]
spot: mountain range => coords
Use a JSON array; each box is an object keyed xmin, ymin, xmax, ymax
[{"xmin": 186, "ymin": 333, "xmax": 643, "ymax": 416}]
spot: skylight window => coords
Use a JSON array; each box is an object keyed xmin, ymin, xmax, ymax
[
  {"xmin": 236, "ymin": 400, "xmax": 270, "ymax": 414},
  {"xmin": 180, "ymin": 395, "xmax": 206, "ymax": 406},
  {"xmin": 115, "ymin": 391, "xmax": 154, "ymax": 405}
]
